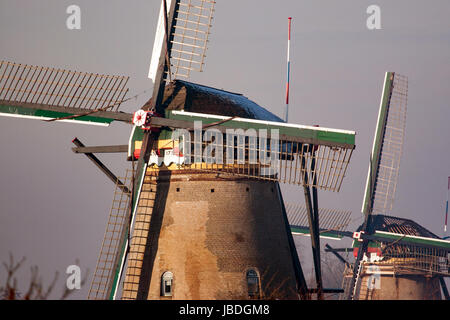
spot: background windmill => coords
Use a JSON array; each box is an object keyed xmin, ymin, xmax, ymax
[
  {"xmin": 287, "ymin": 72, "xmax": 450, "ymax": 300},
  {"xmin": 1, "ymin": 1, "xmax": 449, "ymax": 300}
]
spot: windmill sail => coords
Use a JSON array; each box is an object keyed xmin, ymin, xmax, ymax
[
  {"xmin": 148, "ymin": 0, "xmax": 215, "ymax": 82},
  {"xmin": 102, "ymin": 0, "xmax": 218, "ymax": 300},
  {"xmin": 362, "ymin": 72, "xmax": 408, "ymax": 215},
  {"xmin": 88, "ymin": 170, "xmax": 133, "ymax": 300},
  {"xmin": 0, "ymin": 61, "xmax": 130, "ymax": 126},
  {"xmin": 346, "ymin": 72, "xmax": 408, "ymax": 299},
  {"xmin": 286, "ymin": 203, "xmax": 352, "ymax": 240}
]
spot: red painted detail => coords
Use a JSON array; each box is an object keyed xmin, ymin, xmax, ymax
[
  {"xmin": 285, "ymin": 83, "xmax": 289, "ymax": 104},
  {"xmin": 288, "ymin": 17, "xmax": 292, "ymax": 40},
  {"xmin": 133, "ymin": 148, "xmax": 141, "ymax": 159},
  {"xmin": 133, "ymin": 110, "xmax": 162, "ymax": 132},
  {"xmin": 353, "ymin": 231, "xmax": 364, "ymax": 242},
  {"xmin": 353, "ymin": 247, "xmax": 383, "ymax": 258}
]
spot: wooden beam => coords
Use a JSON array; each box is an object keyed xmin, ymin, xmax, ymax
[
  {"xmin": 72, "ymin": 138, "xmax": 130, "ymax": 194},
  {"xmin": 300, "ymin": 146, "xmax": 323, "ymax": 299},
  {"xmin": 0, "ymin": 99, "xmax": 133, "ymax": 122},
  {"xmin": 325, "ymin": 244, "xmax": 351, "ymax": 268},
  {"xmin": 72, "ymin": 145, "xmax": 128, "ymax": 154},
  {"xmin": 440, "ymin": 277, "xmax": 449, "ymax": 300},
  {"xmin": 277, "ymin": 183, "xmax": 310, "ymax": 299}
]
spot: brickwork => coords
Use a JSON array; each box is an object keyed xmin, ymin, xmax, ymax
[
  {"xmin": 122, "ymin": 169, "xmax": 299, "ymax": 300},
  {"xmin": 358, "ymin": 264, "xmax": 442, "ymax": 300}
]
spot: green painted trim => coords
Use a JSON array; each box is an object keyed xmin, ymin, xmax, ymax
[
  {"xmin": 361, "ymin": 72, "xmax": 394, "ymax": 215},
  {"xmin": 290, "ymin": 225, "xmax": 344, "ymax": 240},
  {"xmin": 128, "ymin": 110, "xmax": 356, "ymax": 156},
  {"xmin": 0, "ymin": 104, "xmax": 114, "ymax": 125},
  {"xmin": 375, "ymin": 231, "xmax": 450, "ymax": 250},
  {"xmin": 166, "ymin": 111, "xmax": 355, "ymax": 147},
  {"xmin": 128, "ymin": 125, "xmax": 145, "ymax": 158}
]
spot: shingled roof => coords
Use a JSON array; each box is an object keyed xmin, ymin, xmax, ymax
[
  {"xmin": 358, "ymin": 214, "xmax": 440, "ymax": 239},
  {"xmin": 159, "ymin": 80, "xmax": 284, "ymax": 122}
]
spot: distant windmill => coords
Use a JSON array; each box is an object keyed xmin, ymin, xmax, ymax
[
  {"xmin": 287, "ymin": 72, "xmax": 450, "ymax": 300},
  {"xmin": 0, "ymin": 0, "xmax": 357, "ymax": 300}
]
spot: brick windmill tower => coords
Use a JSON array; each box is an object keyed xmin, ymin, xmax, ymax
[{"xmin": 0, "ymin": 0, "xmax": 356, "ymax": 300}]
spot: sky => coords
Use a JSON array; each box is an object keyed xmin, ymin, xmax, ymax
[{"xmin": 0, "ymin": 0, "xmax": 449, "ymax": 299}]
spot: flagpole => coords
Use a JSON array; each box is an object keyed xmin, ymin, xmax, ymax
[
  {"xmin": 285, "ymin": 17, "xmax": 292, "ymax": 122},
  {"xmin": 445, "ymin": 176, "xmax": 449, "ymax": 233}
]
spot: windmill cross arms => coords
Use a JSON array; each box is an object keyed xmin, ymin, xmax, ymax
[
  {"xmin": 286, "ymin": 204, "xmax": 353, "ymax": 240},
  {"xmin": 361, "ymin": 72, "xmax": 408, "ymax": 216},
  {"xmin": 290, "ymin": 225, "xmax": 350, "ymax": 240},
  {"xmin": 291, "ymin": 226, "xmax": 450, "ymax": 252},
  {"xmin": 0, "ymin": 100, "xmax": 133, "ymax": 125},
  {"xmin": 162, "ymin": 110, "xmax": 356, "ymax": 148},
  {"xmin": 0, "ymin": 60, "xmax": 132, "ymax": 126},
  {"xmin": 370, "ymin": 231, "xmax": 450, "ymax": 251},
  {"xmin": 136, "ymin": 110, "xmax": 356, "ymax": 192}
]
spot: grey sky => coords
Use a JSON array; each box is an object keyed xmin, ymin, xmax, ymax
[{"xmin": 0, "ymin": 0, "xmax": 449, "ymax": 299}]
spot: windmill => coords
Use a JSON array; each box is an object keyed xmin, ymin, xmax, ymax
[
  {"xmin": 287, "ymin": 72, "xmax": 450, "ymax": 300},
  {"xmin": 0, "ymin": 0, "xmax": 357, "ymax": 300}
]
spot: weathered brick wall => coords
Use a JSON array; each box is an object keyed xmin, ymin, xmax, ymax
[
  {"xmin": 359, "ymin": 265, "xmax": 442, "ymax": 300},
  {"xmin": 124, "ymin": 170, "xmax": 299, "ymax": 300}
]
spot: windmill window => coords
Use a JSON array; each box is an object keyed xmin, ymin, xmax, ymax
[
  {"xmin": 246, "ymin": 269, "xmax": 260, "ymax": 298},
  {"xmin": 161, "ymin": 271, "xmax": 173, "ymax": 297}
]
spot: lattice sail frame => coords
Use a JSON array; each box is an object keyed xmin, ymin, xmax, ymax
[
  {"xmin": 170, "ymin": 0, "xmax": 215, "ymax": 79},
  {"xmin": 362, "ymin": 72, "xmax": 408, "ymax": 215},
  {"xmin": 0, "ymin": 61, "xmax": 129, "ymax": 111},
  {"xmin": 169, "ymin": 139, "xmax": 353, "ymax": 192},
  {"xmin": 149, "ymin": 112, "xmax": 355, "ymax": 192},
  {"xmin": 148, "ymin": 0, "xmax": 215, "ymax": 82},
  {"xmin": 286, "ymin": 203, "xmax": 352, "ymax": 232},
  {"xmin": 372, "ymin": 74, "xmax": 408, "ymax": 214},
  {"xmin": 88, "ymin": 170, "xmax": 133, "ymax": 300},
  {"xmin": 380, "ymin": 244, "xmax": 450, "ymax": 277}
]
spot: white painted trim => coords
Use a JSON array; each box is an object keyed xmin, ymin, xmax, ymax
[
  {"xmin": 148, "ymin": 0, "xmax": 173, "ymax": 81},
  {"xmin": 0, "ymin": 112, "xmax": 110, "ymax": 127},
  {"xmin": 375, "ymin": 230, "xmax": 450, "ymax": 245},
  {"xmin": 171, "ymin": 110, "xmax": 356, "ymax": 135},
  {"xmin": 361, "ymin": 72, "xmax": 388, "ymax": 213},
  {"xmin": 291, "ymin": 232, "xmax": 342, "ymax": 241},
  {"xmin": 128, "ymin": 125, "xmax": 137, "ymax": 158}
]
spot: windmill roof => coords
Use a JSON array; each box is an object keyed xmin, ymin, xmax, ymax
[
  {"xmin": 161, "ymin": 80, "xmax": 284, "ymax": 122},
  {"xmin": 359, "ymin": 214, "xmax": 440, "ymax": 239}
]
